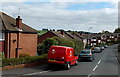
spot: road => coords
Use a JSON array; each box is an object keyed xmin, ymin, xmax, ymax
[{"xmin": 2, "ymin": 45, "xmax": 119, "ymax": 77}]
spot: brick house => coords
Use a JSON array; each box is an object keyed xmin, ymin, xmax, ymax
[
  {"xmin": 101, "ymin": 34, "xmax": 107, "ymax": 44},
  {"xmin": 38, "ymin": 31, "xmax": 83, "ymax": 44},
  {"xmin": 101, "ymin": 33, "xmax": 120, "ymax": 43},
  {"xmin": 38, "ymin": 31, "xmax": 66, "ymax": 44},
  {"xmin": 1, "ymin": 12, "xmax": 37, "ymax": 58},
  {"xmin": 85, "ymin": 33, "xmax": 120, "ymax": 46},
  {"xmin": 117, "ymin": 33, "xmax": 120, "ymax": 41}
]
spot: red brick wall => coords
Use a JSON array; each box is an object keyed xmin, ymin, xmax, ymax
[
  {"xmin": 38, "ymin": 32, "xmax": 56, "ymax": 44},
  {"xmin": 5, "ymin": 33, "xmax": 37, "ymax": 58},
  {"xmin": 10, "ymin": 33, "xmax": 17, "ymax": 58},
  {"xmin": 0, "ymin": 41, "xmax": 4, "ymax": 52},
  {"xmin": 19, "ymin": 33, "xmax": 37, "ymax": 57},
  {"xmin": 5, "ymin": 33, "xmax": 10, "ymax": 58}
]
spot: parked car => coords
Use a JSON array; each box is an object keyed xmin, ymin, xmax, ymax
[
  {"xmin": 48, "ymin": 46, "xmax": 78, "ymax": 70},
  {"xmin": 94, "ymin": 47, "xmax": 102, "ymax": 53},
  {"xmin": 104, "ymin": 45, "xmax": 108, "ymax": 48},
  {"xmin": 101, "ymin": 46, "xmax": 105, "ymax": 50},
  {"xmin": 78, "ymin": 49, "xmax": 94, "ymax": 62},
  {"xmin": 85, "ymin": 45, "xmax": 93, "ymax": 49}
]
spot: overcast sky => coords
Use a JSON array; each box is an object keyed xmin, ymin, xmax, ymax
[{"xmin": 1, "ymin": 0, "xmax": 119, "ymax": 33}]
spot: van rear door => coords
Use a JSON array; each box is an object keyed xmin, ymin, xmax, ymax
[{"xmin": 48, "ymin": 46, "xmax": 66, "ymax": 61}]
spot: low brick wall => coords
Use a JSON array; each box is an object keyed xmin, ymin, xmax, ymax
[{"xmin": 1, "ymin": 61, "xmax": 47, "ymax": 70}]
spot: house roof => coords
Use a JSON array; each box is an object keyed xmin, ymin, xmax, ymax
[
  {"xmin": 38, "ymin": 31, "xmax": 67, "ymax": 39},
  {"xmin": 0, "ymin": 12, "xmax": 37, "ymax": 33},
  {"xmin": 83, "ymin": 33, "xmax": 120, "ymax": 39},
  {"xmin": 38, "ymin": 31, "xmax": 82, "ymax": 41}
]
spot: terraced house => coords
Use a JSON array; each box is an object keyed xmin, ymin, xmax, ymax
[{"xmin": 0, "ymin": 12, "xmax": 37, "ymax": 58}]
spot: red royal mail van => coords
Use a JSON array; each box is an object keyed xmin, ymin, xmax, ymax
[{"xmin": 48, "ymin": 46, "xmax": 78, "ymax": 70}]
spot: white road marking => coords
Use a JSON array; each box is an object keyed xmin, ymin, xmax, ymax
[
  {"xmin": 87, "ymin": 74, "xmax": 91, "ymax": 77},
  {"xmin": 98, "ymin": 60, "xmax": 101, "ymax": 64},
  {"xmin": 87, "ymin": 59, "xmax": 102, "ymax": 77},
  {"xmin": 24, "ymin": 70, "xmax": 50, "ymax": 76},
  {"xmin": 92, "ymin": 65, "xmax": 98, "ymax": 71}
]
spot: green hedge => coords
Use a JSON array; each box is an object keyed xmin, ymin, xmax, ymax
[{"xmin": 2, "ymin": 54, "xmax": 47, "ymax": 67}]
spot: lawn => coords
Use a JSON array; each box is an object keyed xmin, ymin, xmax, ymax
[{"xmin": 38, "ymin": 30, "xmax": 48, "ymax": 35}]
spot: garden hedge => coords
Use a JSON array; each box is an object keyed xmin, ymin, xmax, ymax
[{"xmin": 2, "ymin": 54, "xmax": 47, "ymax": 67}]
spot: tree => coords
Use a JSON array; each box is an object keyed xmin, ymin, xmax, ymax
[
  {"xmin": 114, "ymin": 28, "xmax": 120, "ymax": 33},
  {"xmin": 101, "ymin": 30, "xmax": 111, "ymax": 33},
  {"xmin": 37, "ymin": 37, "xmax": 58, "ymax": 55}
]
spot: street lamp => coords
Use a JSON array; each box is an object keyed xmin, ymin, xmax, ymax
[
  {"xmin": 88, "ymin": 27, "xmax": 93, "ymax": 45},
  {"xmin": 88, "ymin": 27, "xmax": 93, "ymax": 32}
]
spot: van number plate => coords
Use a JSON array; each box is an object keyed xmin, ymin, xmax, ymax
[{"xmin": 49, "ymin": 59, "xmax": 56, "ymax": 61}]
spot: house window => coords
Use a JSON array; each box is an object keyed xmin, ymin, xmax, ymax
[
  {"xmin": 91, "ymin": 39, "xmax": 96, "ymax": 41},
  {"xmin": 110, "ymin": 36, "xmax": 114, "ymax": 38},
  {"xmin": 0, "ymin": 32, "xmax": 5, "ymax": 41},
  {"xmin": 93, "ymin": 43, "xmax": 96, "ymax": 45},
  {"xmin": 98, "ymin": 40, "xmax": 101, "ymax": 43}
]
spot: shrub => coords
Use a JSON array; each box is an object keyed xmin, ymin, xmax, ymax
[
  {"xmin": 55, "ymin": 37, "xmax": 83, "ymax": 54},
  {"xmin": 37, "ymin": 37, "xmax": 84, "ymax": 55},
  {"xmin": 37, "ymin": 44, "xmax": 45, "ymax": 55},
  {"xmin": 43, "ymin": 37, "xmax": 58, "ymax": 53},
  {"xmin": 71, "ymin": 39, "xmax": 83, "ymax": 54},
  {"xmin": 37, "ymin": 37, "xmax": 58, "ymax": 55},
  {"xmin": 55, "ymin": 37, "xmax": 75, "ymax": 47},
  {"xmin": 0, "ymin": 52, "xmax": 5, "ymax": 59},
  {"xmin": 2, "ymin": 54, "xmax": 47, "ymax": 67}
]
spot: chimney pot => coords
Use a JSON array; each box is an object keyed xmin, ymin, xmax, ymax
[{"xmin": 16, "ymin": 16, "xmax": 22, "ymax": 29}]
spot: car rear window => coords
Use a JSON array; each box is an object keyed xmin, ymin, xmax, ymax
[{"xmin": 80, "ymin": 50, "xmax": 90, "ymax": 54}]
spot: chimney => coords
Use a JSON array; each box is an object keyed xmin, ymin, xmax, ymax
[
  {"xmin": 60, "ymin": 30, "xmax": 64, "ymax": 35},
  {"xmin": 72, "ymin": 32, "xmax": 75, "ymax": 36},
  {"xmin": 79, "ymin": 33, "xmax": 82, "ymax": 36},
  {"xmin": 16, "ymin": 16, "xmax": 22, "ymax": 29}
]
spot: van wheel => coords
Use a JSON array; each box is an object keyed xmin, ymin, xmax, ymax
[{"xmin": 65, "ymin": 63, "xmax": 70, "ymax": 70}]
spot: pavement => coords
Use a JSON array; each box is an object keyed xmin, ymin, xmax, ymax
[{"xmin": 1, "ymin": 45, "xmax": 119, "ymax": 77}]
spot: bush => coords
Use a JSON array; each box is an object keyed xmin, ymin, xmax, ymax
[
  {"xmin": 2, "ymin": 54, "xmax": 47, "ymax": 67},
  {"xmin": 71, "ymin": 39, "xmax": 83, "ymax": 54},
  {"xmin": 55, "ymin": 37, "xmax": 75, "ymax": 47},
  {"xmin": 37, "ymin": 37, "xmax": 84, "ymax": 55},
  {"xmin": 0, "ymin": 52, "xmax": 5, "ymax": 59},
  {"xmin": 37, "ymin": 37, "xmax": 58, "ymax": 55}
]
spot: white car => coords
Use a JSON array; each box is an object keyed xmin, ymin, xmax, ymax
[
  {"xmin": 94, "ymin": 47, "xmax": 101, "ymax": 53},
  {"xmin": 101, "ymin": 46, "xmax": 105, "ymax": 50}
]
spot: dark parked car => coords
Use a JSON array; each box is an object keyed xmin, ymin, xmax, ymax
[
  {"xmin": 104, "ymin": 45, "xmax": 108, "ymax": 48},
  {"xmin": 94, "ymin": 47, "xmax": 102, "ymax": 53},
  {"xmin": 78, "ymin": 49, "xmax": 94, "ymax": 62}
]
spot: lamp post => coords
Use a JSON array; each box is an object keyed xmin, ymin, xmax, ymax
[{"xmin": 87, "ymin": 27, "xmax": 93, "ymax": 46}]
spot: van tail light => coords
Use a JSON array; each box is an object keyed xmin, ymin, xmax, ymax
[{"xmin": 89, "ymin": 54, "xmax": 92, "ymax": 56}]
